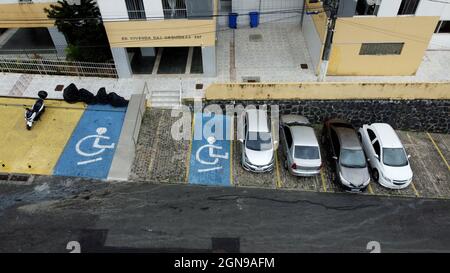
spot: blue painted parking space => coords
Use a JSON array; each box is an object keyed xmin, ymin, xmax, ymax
[
  {"xmin": 53, "ymin": 104, "xmax": 127, "ymax": 179},
  {"xmin": 188, "ymin": 113, "xmax": 232, "ymax": 186}
]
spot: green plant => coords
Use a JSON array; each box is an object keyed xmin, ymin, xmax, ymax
[{"xmin": 45, "ymin": 0, "xmax": 112, "ymax": 62}]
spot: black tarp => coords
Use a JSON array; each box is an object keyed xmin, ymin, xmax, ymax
[{"xmin": 62, "ymin": 83, "xmax": 128, "ymax": 107}]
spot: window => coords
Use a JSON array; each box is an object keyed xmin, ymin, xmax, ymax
[
  {"xmin": 435, "ymin": 21, "xmax": 450, "ymax": 34},
  {"xmin": 359, "ymin": 43, "xmax": 404, "ymax": 55},
  {"xmin": 340, "ymin": 149, "xmax": 367, "ymax": 168},
  {"xmin": 383, "ymin": 148, "xmax": 408, "ymax": 167},
  {"xmin": 125, "ymin": 0, "xmax": 146, "ymax": 20},
  {"xmin": 355, "ymin": 0, "xmax": 379, "ymax": 16},
  {"xmin": 284, "ymin": 127, "xmax": 293, "ymax": 149},
  {"xmin": 398, "ymin": 0, "xmax": 420, "ymax": 15},
  {"xmin": 372, "ymin": 141, "xmax": 381, "ymax": 158},
  {"xmin": 295, "ymin": 146, "xmax": 320, "ymax": 160},
  {"xmin": 330, "ymin": 129, "xmax": 340, "ymax": 156},
  {"xmin": 162, "ymin": 0, "xmax": 187, "ymax": 19},
  {"xmin": 367, "ymin": 129, "xmax": 377, "ymax": 142},
  {"xmin": 245, "ymin": 132, "xmax": 272, "ymax": 151}
]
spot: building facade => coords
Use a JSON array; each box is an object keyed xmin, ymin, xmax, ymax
[
  {"xmin": 96, "ymin": 0, "xmax": 218, "ymax": 78},
  {"xmin": 303, "ymin": 0, "xmax": 448, "ymax": 76},
  {"xmin": 0, "ymin": 0, "xmax": 68, "ymax": 57}
]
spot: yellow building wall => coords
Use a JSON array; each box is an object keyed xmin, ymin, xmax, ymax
[
  {"xmin": 104, "ymin": 19, "xmax": 216, "ymax": 48},
  {"xmin": 104, "ymin": 0, "xmax": 217, "ymax": 48},
  {"xmin": 328, "ymin": 16, "xmax": 440, "ymax": 76},
  {"xmin": 0, "ymin": 3, "xmax": 55, "ymax": 28}
]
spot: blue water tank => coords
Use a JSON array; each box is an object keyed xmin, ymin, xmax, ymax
[
  {"xmin": 249, "ymin": 11, "xmax": 260, "ymax": 28},
  {"xmin": 228, "ymin": 12, "xmax": 238, "ymax": 29}
]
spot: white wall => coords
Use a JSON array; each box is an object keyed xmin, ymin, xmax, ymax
[
  {"xmin": 97, "ymin": 0, "xmax": 129, "ymax": 21},
  {"xmin": 97, "ymin": 0, "xmax": 164, "ymax": 21},
  {"xmin": 377, "ymin": 0, "xmax": 402, "ymax": 17},
  {"xmin": 232, "ymin": 0, "xmax": 304, "ymax": 26},
  {"xmin": 302, "ymin": 14, "xmax": 322, "ymax": 73},
  {"xmin": 416, "ymin": 0, "xmax": 450, "ymax": 50},
  {"xmin": 416, "ymin": 0, "xmax": 450, "ymax": 19},
  {"xmin": 428, "ymin": 34, "xmax": 450, "ymax": 50},
  {"xmin": 143, "ymin": 0, "xmax": 164, "ymax": 20},
  {"xmin": 0, "ymin": 0, "xmax": 58, "ymax": 3}
]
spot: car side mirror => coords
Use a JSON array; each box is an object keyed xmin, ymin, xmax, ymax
[
  {"xmin": 238, "ymin": 138, "xmax": 244, "ymax": 143},
  {"xmin": 273, "ymin": 140, "xmax": 278, "ymax": 145},
  {"xmin": 407, "ymin": 154, "xmax": 411, "ymax": 159},
  {"xmin": 374, "ymin": 154, "xmax": 379, "ymax": 159},
  {"xmin": 332, "ymin": 156, "xmax": 338, "ymax": 160},
  {"xmin": 367, "ymin": 158, "xmax": 371, "ymax": 162}
]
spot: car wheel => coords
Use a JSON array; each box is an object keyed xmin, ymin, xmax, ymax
[{"xmin": 372, "ymin": 169, "xmax": 379, "ymax": 182}]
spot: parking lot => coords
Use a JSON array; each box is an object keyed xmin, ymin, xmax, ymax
[
  {"xmin": 0, "ymin": 97, "xmax": 127, "ymax": 179},
  {"xmin": 131, "ymin": 109, "xmax": 450, "ymax": 200}
]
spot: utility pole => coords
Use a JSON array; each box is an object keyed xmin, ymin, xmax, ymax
[{"xmin": 318, "ymin": 0, "xmax": 340, "ymax": 82}]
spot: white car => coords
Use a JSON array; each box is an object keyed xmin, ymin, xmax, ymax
[
  {"xmin": 238, "ymin": 108, "xmax": 275, "ymax": 173},
  {"xmin": 358, "ymin": 123, "xmax": 413, "ymax": 189}
]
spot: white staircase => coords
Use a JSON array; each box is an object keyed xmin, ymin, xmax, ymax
[{"xmin": 149, "ymin": 90, "xmax": 182, "ymax": 109}]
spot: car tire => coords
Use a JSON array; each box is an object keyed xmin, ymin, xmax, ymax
[{"xmin": 372, "ymin": 169, "xmax": 379, "ymax": 182}]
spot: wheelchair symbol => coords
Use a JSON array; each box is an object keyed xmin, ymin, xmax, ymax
[
  {"xmin": 195, "ymin": 136, "xmax": 229, "ymax": 173},
  {"xmin": 76, "ymin": 127, "xmax": 115, "ymax": 166}
]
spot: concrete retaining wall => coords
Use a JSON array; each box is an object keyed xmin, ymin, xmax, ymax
[
  {"xmin": 205, "ymin": 82, "xmax": 450, "ymax": 100},
  {"xmin": 108, "ymin": 93, "xmax": 146, "ymax": 181},
  {"xmin": 186, "ymin": 99, "xmax": 450, "ymax": 133}
]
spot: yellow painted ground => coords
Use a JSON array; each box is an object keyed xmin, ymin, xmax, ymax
[{"xmin": 0, "ymin": 98, "xmax": 86, "ymax": 175}]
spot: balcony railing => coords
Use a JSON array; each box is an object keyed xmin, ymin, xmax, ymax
[{"xmin": 162, "ymin": 0, "xmax": 187, "ymax": 19}]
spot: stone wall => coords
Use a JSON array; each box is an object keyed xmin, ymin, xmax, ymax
[{"xmin": 188, "ymin": 99, "xmax": 449, "ymax": 133}]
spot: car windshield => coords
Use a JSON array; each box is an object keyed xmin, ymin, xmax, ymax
[
  {"xmin": 246, "ymin": 131, "xmax": 272, "ymax": 151},
  {"xmin": 294, "ymin": 146, "xmax": 320, "ymax": 160},
  {"xmin": 340, "ymin": 149, "xmax": 366, "ymax": 168},
  {"xmin": 383, "ymin": 148, "xmax": 408, "ymax": 167}
]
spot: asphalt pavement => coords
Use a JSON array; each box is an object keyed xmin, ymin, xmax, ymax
[{"xmin": 1, "ymin": 176, "xmax": 450, "ymax": 253}]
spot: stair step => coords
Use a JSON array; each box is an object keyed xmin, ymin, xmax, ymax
[
  {"xmin": 151, "ymin": 91, "xmax": 180, "ymax": 97},
  {"xmin": 150, "ymin": 102, "xmax": 181, "ymax": 109},
  {"xmin": 150, "ymin": 97, "xmax": 180, "ymax": 102}
]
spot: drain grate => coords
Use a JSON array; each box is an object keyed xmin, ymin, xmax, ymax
[
  {"xmin": 0, "ymin": 173, "xmax": 33, "ymax": 184},
  {"xmin": 55, "ymin": 84, "xmax": 64, "ymax": 92},
  {"xmin": 9, "ymin": 175, "xmax": 29, "ymax": 182},
  {"xmin": 300, "ymin": 63, "xmax": 309, "ymax": 69},
  {"xmin": 249, "ymin": 34, "xmax": 263, "ymax": 42},
  {"xmin": 195, "ymin": 83, "xmax": 204, "ymax": 90}
]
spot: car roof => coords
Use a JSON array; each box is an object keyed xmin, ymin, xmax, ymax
[
  {"xmin": 281, "ymin": 115, "xmax": 310, "ymax": 125},
  {"xmin": 247, "ymin": 109, "xmax": 269, "ymax": 132},
  {"xmin": 290, "ymin": 126, "xmax": 319, "ymax": 146},
  {"xmin": 371, "ymin": 123, "xmax": 403, "ymax": 148},
  {"xmin": 333, "ymin": 127, "xmax": 362, "ymax": 149}
]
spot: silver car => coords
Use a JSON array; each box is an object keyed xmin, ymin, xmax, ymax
[
  {"xmin": 322, "ymin": 119, "xmax": 371, "ymax": 192},
  {"xmin": 238, "ymin": 109, "xmax": 275, "ymax": 173},
  {"xmin": 279, "ymin": 115, "xmax": 322, "ymax": 176}
]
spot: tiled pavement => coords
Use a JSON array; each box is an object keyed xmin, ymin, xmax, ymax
[{"xmin": 1, "ymin": 23, "xmax": 450, "ymax": 104}]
